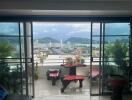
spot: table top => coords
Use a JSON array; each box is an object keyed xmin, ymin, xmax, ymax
[
  {"xmin": 63, "ymin": 75, "xmax": 85, "ymax": 80},
  {"xmin": 60, "ymin": 64, "xmax": 87, "ymax": 68}
]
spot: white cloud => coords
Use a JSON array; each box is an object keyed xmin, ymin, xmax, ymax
[
  {"xmin": 33, "ymin": 22, "xmax": 57, "ymax": 27},
  {"xmin": 33, "ymin": 22, "xmax": 102, "ymax": 38},
  {"xmin": 65, "ymin": 23, "xmax": 91, "ymax": 29}
]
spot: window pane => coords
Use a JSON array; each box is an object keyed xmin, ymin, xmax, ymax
[
  {"xmin": 104, "ymin": 36, "xmax": 129, "ymax": 58},
  {"xmin": 0, "ymin": 37, "xmax": 20, "ymax": 58},
  {"xmin": 105, "ymin": 23, "xmax": 130, "ymax": 35},
  {"xmin": 93, "ymin": 23, "xmax": 100, "ymax": 36},
  {"xmin": 103, "ymin": 23, "xmax": 130, "ymax": 94},
  {"xmin": 0, "ymin": 22, "xmax": 19, "ymax": 36}
]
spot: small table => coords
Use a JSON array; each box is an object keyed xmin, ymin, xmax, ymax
[{"xmin": 60, "ymin": 64, "xmax": 86, "ymax": 93}]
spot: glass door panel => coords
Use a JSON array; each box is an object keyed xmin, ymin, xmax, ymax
[
  {"xmin": 90, "ymin": 23, "xmax": 102, "ymax": 95},
  {"xmin": 19, "ymin": 22, "xmax": 34, "ymax": 97},
  {"xmin": 102, "ymin": 23, "xmax": 130, "ymax": 94}
]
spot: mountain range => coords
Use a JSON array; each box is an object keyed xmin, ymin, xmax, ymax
[{"xmin": 36, "ymin": 37, "xmax": 99, "ymax": 44}]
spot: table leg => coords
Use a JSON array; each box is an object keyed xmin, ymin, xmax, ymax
[
  {"xmin": 79, "ymin": 80, "xmax": 83, "ymax": 88},
  {"xmin": 61, "ymin": 80, "xmax": 71, "ymax": 93}
]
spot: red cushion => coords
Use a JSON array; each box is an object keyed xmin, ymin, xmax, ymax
[
  {"xmin": 64, "ymin": 75, "xmax": 85, "ymax": 81},
  {"xmin": 92, "ymin": 70, "xmax": 99, "ymax": 78},
  {"xmin": 49, "ymin": 72, "xmax": 59, "ymax": 77},
  {"xmin": 49, "ymin": 70, "xmax": 58, "ymax": 73},
  {"xmin": 61, "ymin": 64, "xmax": 86, "ymax": 67}
]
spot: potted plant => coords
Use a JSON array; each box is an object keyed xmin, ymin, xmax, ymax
[{"xmin": 106, "ymin": 40, "xmax": 128, "ymax": 100}]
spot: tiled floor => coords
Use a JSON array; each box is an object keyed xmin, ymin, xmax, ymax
[
  {"xmin": 33, "ymin": 95, "xmax": 132, "ymax": 100},
  {"xmin": 34, "ymin": 78, "xmax": 90, "ymax": 97},
  {"xmin": 34, "ymin": 65, "xmax": 91, "ymax": 99},
  {"xmin": 34, "ymin": 65, "xmax": 132, "ymax": 100},
  {"xmin": 33, "ymin": 95, "xmax": 91, "ymax": 100}
]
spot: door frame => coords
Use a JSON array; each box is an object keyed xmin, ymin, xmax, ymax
[
  {"xmin": 0, "ymin": 16, "xmax": 130, "ymax": 98},
  {"xmin": 90, "ymin": 22, "xmax": 103, "ymax": 96}
]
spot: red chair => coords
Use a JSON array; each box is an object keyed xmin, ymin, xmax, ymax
[{"xmin": 46, "ymin": 69, "xmax": 60, "ymax": 86}]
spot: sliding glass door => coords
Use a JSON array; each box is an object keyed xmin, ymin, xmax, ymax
[
  {"xmin": 102, "ymin": 22, "xmax": 131, "ymax": 94},
  {"xmin": 0, "ymin": 22, "xmax": 34, "ymax": 97},
  {"xmin": 90, "ymin": 22, "xmax": 131, "ymax": 95},
  {"xmin": 90, "ymin": 22, "xmax": 102, "ymax": 95}
]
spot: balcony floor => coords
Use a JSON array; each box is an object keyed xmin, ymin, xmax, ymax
[
  {"xmin": 33, "ymin": 64, "xmax": 132, "ymax": 100},
  {"xmin": 34, "ymin": 78, "xmax": 90, "ymax": 97}
]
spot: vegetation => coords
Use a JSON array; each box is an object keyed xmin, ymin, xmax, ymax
[
  {"xmin": 104, "ymin": 39, "xmax": 128, "ymax": 76},
  {"xmin": 0, "ymin": 41, "xmax": 12, "ymax": 90},
  {"xmin": 112, "ymin": 40, "xmax": 128, "ymax": 67},
  {"xmin": 0, "ymin": 41, "xmax": 12, "ymax": 58},
  {"xmin": 103, "ymin": 39, "xmax": 129, "ymax": 91}
]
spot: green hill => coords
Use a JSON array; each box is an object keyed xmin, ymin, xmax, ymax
[{"xmin": 37, "ymin": 37, "xmax": 59, "ymax": 43}]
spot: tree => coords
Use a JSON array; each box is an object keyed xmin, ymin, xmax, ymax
[
  {"xmin": 103, "ymin": 39, "xmax": 128, "ymax": 91},
  {"xmin": 112, "ymin": 39, "xmax": 128, "ymax": 67},
  {"xmin": 103, "ymin": 39, "xmax": 128, "ymax": 76},
  {"xmin": 0, "ymin": 41, "xmax": 12, "ymax": 90},
  {"xmin": 0, "ymin": 41, "xmax": 12, "ymax": 58}
]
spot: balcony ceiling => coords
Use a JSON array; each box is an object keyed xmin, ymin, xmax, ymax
[
  {"xmin": 0, "ymin": 0, "xmax": 132, "ymax": 16},
  {"xmin": 0, "ymin": 10, "xmax": 132, "ymax": 16}
]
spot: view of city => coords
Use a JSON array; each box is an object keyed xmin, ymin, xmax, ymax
[
  {"xmin": 33, "ymin": 22, "xmax": 99, "ymax": 66},
  {"xmin": 0, "ymin": 22, "xmax": 131, "ymax": 96}
]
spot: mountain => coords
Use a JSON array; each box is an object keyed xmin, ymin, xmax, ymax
[
  {"xmin": 65, "ymin": 37, "xmax": 90, "ymax": 44},
  {"xmin": 36, "ymin": 37, "xmax": 99, "ymax": 44},
  {"xmin": 65, "ymin": 37, "xmax": 99, "ymax": 44},
  {"xmin": 0, "ymin": 37, "xmax": 18, "ymax": 44},
  {"xmin": 37, "ymin": 37, "xmax": 59, "ymax": 43}
]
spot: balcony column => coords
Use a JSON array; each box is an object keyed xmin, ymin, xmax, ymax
[
  {"xmin": 130, "ymin": 19, "xmax": 132, "ymax": 89},
  {"xmin": 23, "ymin": 22, "xmax": 32, "ymax": 96}
]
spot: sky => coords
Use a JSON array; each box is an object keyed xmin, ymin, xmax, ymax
[
  {"xmin": 33, "ymin": 22, "xmax": 91, "ymax": 40},
  {"xmin": 33, "ymin": 22, "xmax": 130, "ymax": 40},
  {"xmin": 0, "ymin": 22, "xmax": 19, "ymax": 35},
  {"xmin": 0, "ymin": 22, "xmax": 130, "ymax": 40}
]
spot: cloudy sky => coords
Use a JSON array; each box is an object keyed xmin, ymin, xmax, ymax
[
  {"xmin": 33, "ymin": 22, "xmax": 92, "ymax": 40},
  {"xmin": 0, "ymin": 22, "xmax": 130, "ymax": 40},
  {"xmin": 33, "ymin": 22, "xmax": 130, "ymax": 40}
]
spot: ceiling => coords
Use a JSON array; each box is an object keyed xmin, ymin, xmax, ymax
[{"xmin": 0, "ymin": 0, "xmax": 132, "ymax": 16}]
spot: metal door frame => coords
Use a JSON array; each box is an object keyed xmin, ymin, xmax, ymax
[{"xmin": 90, "ymin": 22, "xmax": 103, "ymax": 95}]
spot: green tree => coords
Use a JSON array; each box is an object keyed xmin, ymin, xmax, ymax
[
  {"xmin": 112, "ymin": 39, "xmax": 128, "ymax": 67},
  {"xmin": 0, "ymin": 41, "xmax": 12, "ymax": 89},
  {"xmin": 104, "ymin": 39, "xmax": 128, "ymax": 76},
  {"xmin": 0, "ymin": 41, "xmax": 12, "ymax": 58}
]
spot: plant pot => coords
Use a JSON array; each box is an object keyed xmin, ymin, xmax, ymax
[{"xmin": 108, "ymin": 75, "xmax": 127, "ymax": 100}]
